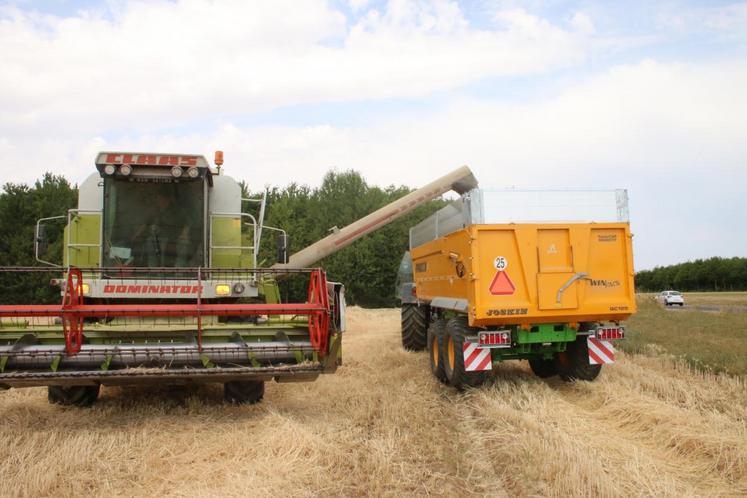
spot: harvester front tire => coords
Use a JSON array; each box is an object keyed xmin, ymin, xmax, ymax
[
  {"xmin": 427, "ymin": 319, "xmax": 448, "ymax": 383},
  {"xmin": 528, "ymin": 358, "xmax": 558, "ymax": 378},
  {"xmin": 47, "ymin": 385, "xmax": 100, "ymax": 407},
  {"xmin": 555, "ymin": 338, "xmax": 602, "ymax": 382},
  {"xmin": 224, "ymin": 380, "xmax": 265, "ymax": 404},
  {"xmin": 442, "ymin": 317, "xmax": 490, "ymax": 390},
  {"xmin": 401, "ymin": 304, "xmax": 428, "ymax": 351}
]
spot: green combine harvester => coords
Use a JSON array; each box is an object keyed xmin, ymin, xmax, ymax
[{"xmin": 0, "ymin": 151, "xmax": 476, "ymax": 406}]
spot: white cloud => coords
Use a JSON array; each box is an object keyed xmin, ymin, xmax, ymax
[
  {"xmin": 347, "ymin": 0, "xmax": 370, "ymax": 13},
  {"xmin": 0, "ymin": 0, "xmax": 595, "ymax": 137},
  {"xmin": 656, "ymin": 1, "xmax": 747, "ymax": 40},
  {"xmin": 67, "ymin": 58, "xmax": 741, "ymax": 270},
  {"xmin": 157, "ymin": 59, "xmax": 743, "ymax": 189},
  {"xmin": 570, "ymin": 11, "xmax": 594, "ymax": 34}
]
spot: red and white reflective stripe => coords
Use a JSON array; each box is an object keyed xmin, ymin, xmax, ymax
[
  {"xmin": 587, "ymin": 337, "xmax": 615, "ymax": 364},
  {"xmin": 463, "ymin": 342, "xmax": 492, "ymax": 371}
]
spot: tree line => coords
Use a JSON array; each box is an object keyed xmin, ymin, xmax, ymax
[
  {"xmin": 0, "ymin": 173, "xmax": 78, "ymax": 304},
  {"xmin": 0, "ymin": 170, "xmax": 442, "ymax": 307},
  {"xmin": 635, "ymin": 257, "xmax": 747, "ymax": 292},
  {"xmin": 249, "ymin": 170, "xmax": 444, "ymax": 306}
]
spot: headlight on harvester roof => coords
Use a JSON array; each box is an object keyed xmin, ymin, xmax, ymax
[
  {"xmin": 120, "ymin": 163, "xmax": 133, "ymax": 176},
  {"xmin": 171, "ymin": 166, "xmax": 183, "ymax": 178},
  {"xmin": 215, "ymin": 284, "xmax": 231, "ymax": 296},
  {"xmin": 103, "ymin": 164, "xmax": 116, "ymax": 175},
  {"xmin": 81, "ymin": 283, "xmax": 90, "ymax": 295}
]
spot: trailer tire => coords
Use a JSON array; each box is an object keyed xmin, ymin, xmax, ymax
[
  {"xmin": 528, "ymin": 358, "xmax": 558, "ymax": 378},
  {"xmin": 427, "ymin": 319, "xmax": 448, "ymax": 383},
  {"xmin": 555, "ymin": 338, "xmax": 602, "ymax": 382},
  {"xmin": 224, "ymin": 380, "xmax": 265, "ymax": 404},
  {"xmin": 442, "ymin": 317, "xmax": 490, "ymax": 390},
  {"xmin": 47, "ymin": 385, "xmax": 100, "ymax": 407},
  {"xmin": 401, "ymin": 304, "xmax": 428, "ymax": 351}
]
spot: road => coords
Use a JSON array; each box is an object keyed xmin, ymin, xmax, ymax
[{"xmin": 1, "ymin": 307, "xmax": 745, "ymax": 497}]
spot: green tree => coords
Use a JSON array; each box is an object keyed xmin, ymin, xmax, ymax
[
  {"xmin": 252, "ymin": 170, "xmax": 445, "ymax": 306},
  {"xmin": 635, "ymin": 257, "xmax": 747, "ymax": 292},
  {"xmin": 0, "ymin": 174, "xmax": 77, "ymax": 304}
]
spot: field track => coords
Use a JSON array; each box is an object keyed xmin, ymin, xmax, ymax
[{"xmin": 1, "ymin": 308, "xmax": 745, "ymax": 497}]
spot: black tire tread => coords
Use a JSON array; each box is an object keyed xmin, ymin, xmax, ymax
[
  {"xmin": 224, "ymin": 380, "xmax": 265, "ymax": 404},
  {"xmin": 401, "ymin": 304, "xmax": 428, "ymax": 351},
  {"xmin": 442, "ymin": 317, "xmax": 489, "ymax": 390},
  {"xmin": 47, "ymin": 385, "xmax": 100, "ymax": 407},
  {"xmin": 528, "ymin": 358, "xmax": 558, "ymax": 378},
  {"xmin": 555, "ymin": 337, "xmax": 602, "ymax": 382},
  {"xmin": 427, "ymin": 319, "xmax": 448, "ymax": 383}
]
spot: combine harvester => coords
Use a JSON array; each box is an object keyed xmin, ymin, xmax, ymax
[
  {"xmin": 0, "ymin": 151, "xmax": 476, "ymax": 405},
  {"xmin": 399, "ymin": 188, "xmax": 636, "ymax": 388}
]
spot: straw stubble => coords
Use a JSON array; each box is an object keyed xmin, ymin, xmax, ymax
[{"xmin": 0, "ymin": 307, "xmax": 744, "ymax": 497}]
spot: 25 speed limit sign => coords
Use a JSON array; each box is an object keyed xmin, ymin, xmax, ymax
[{"xmin": 493, "ymin": 256, "xmax": 507, "ymax": 271}]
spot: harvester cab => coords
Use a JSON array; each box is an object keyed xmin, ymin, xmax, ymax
[
  {"xmin": 97, "ymin": 153, "xmax": 207, "ymax": 269},
  {"xmin": 62, "ymin": 151, "xmax": 271, "ymax": 295},
  {"xmin": 0, "ymin": 154, "xmax": 477, "ymax": 406}
]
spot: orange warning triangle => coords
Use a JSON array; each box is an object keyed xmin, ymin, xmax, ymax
[{"xmin": 489, "ymin": 271, "xmax": 515, "ymax": 295}]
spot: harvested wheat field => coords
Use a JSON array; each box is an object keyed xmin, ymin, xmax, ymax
[{"xmin": 1, "ymin": 307, "xmax": 746, "ymax": 497}]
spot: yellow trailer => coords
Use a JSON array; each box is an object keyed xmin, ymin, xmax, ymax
[{"xmin": 399, "ymin": 188, "xmax": 635, "ymax": 388}]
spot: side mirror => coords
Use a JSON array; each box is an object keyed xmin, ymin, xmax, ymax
[
  {"xmin": 36, "ymin": 224, "xmax": 48, "ymax": 255},
  {"xmin": 276, "ymin": 233, "xmax": 290, "ymax": 264}
]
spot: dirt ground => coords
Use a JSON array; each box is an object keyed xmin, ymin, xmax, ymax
[{"xmin": 1, "ymin": 307, "xmax": 745, "ymax": 497}]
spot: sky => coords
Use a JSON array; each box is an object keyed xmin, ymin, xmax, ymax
[{"xmin": 0, "ymin": 0, "xmax": 745, "ymax": 270}]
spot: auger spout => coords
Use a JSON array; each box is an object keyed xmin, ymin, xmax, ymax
[{"xmin": 273, "ymin": 165, "xmax": 478, "ymax": 270}]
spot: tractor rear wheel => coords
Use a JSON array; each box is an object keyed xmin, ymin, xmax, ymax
[
  {"xmin": 555, "ymin": 337, "xmax": 602, "ymax": 382},
  {"xmin": 401, "ymin": 304, "xmax": 428, "ymax": 351},
  {"xmin": 528, "ymin": 358, "xmax": 558, "ymax": 378},
  {"xmin": 427, "ymin": 319, "xmax": 448, "ymax": 383},
  {"xmin": 442, "ymin": 317, "xmax": 490, "ymax": 390},
  {"xmin": 224, "ymin": 380, "xmax": 265, "ymax": 404},
  {"xmin": 48, "ymin": 385, "xmax": 100, "ymax": 407}
]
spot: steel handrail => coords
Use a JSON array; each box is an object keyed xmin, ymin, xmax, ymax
[
  {"xmin": 209, "ymin": 212, "xmax": 258, "ymax": 267},
  {"xmin": 66, "ymin": 209, "xmax": 102, "ymax": 267},
  {"xmin": 34, "ymin": 215, "xmax": 66, "ymax": 267}
]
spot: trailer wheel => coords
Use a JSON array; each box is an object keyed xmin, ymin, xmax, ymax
[
  {"xmin": 442, "ymin": 317, "xmax": 489, "ymax": 390},
  {"xmin": 528, "ymin": 358, "xmax": 558, "ymax": 378},
  {"xmin": 427, "ymin": 319, "xmax": 448, "ymax": 383},
  {"xmin": 401, "ymin": 304, "xmax": 428, "ymax": 351},
  {"xmin": 224, "ymin": 380, "xmax": 265, "ymax": 404},
  {"xmin": 555, "ymin": 338, "xmax": 602, "ymax": 382},
  {"xmin": 47, "ymin": 385, "xmax": 100, "ymax": 407}
]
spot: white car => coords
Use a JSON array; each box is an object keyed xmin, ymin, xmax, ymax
[{"xmin": 657, "ymin": 290, "xmax": 685, "ymax": 307}]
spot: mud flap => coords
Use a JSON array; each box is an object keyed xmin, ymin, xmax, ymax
[
  {"xmin": 463, "ymin": 341, "xmax": 492, "ymax": 372},
  {"xmin": 587, "ymin": 337, "xmax": 615, "ymax": 365}
]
